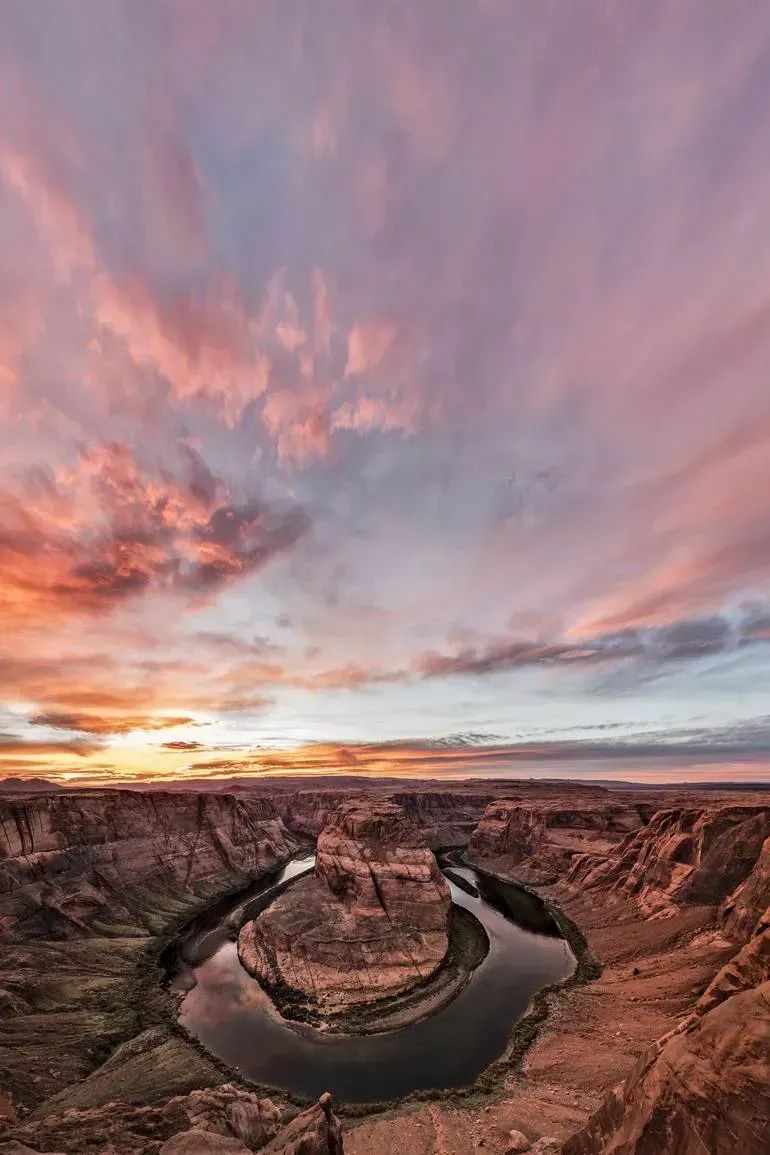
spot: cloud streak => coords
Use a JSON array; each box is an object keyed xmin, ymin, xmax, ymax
[
  {"xmin": 416, "ymin": 610, "xmax": 770, "ymax": 681},
  {"xmin": 0, "ymin": 2, "xmax": 769, "ymax": 783}
]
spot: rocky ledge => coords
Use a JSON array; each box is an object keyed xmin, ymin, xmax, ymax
[
  {"xmin": 237, "ymin": 800, "xmax": 452, "ymax": 1020},
  {"xmin": 466, "ymin": 797, "xmax": 645, "ymax": 884},
  {"xmin": 0, "ymin": 791, "xmax": 300, "ymax": 1113},
  {"xmin": 0, "ymin": 1086, "xmax": 343, "ymax": 1154},
  {"xmin": 460, "ymin": 795, "xmax": 770, "ymax": 1155}
]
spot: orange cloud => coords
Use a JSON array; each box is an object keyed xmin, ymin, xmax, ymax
[
  {"xmin": 0, "ymin": 736, "xmax": 99, "ymax": 757},
  {"xmin": 30, "ymin": 712, "xmax": 197, "ymax": 735},
  {"xmin": 0, "ymin": 440, "xmax": 308, "ymax": 626},
  {"xmin": 261, "ymin": 387, "xmax": 333, "ymax": 467}
]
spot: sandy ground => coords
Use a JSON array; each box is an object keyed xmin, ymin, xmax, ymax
[{"xmin": 346, "ymin": 882, "xmax": 734, "ymax": 1154}]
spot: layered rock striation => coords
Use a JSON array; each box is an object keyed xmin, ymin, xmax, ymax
[
  {"xmin": 0, "ymin": 791, "xmax": 299, "ymax": 1112},
  {"xmin": 563, "ymin": 888, "xmax": 770, "ymax": 1153},
  {"xmin": 467, "ymin": 798, "xmax": 645, "ymax": 883},
  {"xmin": 0, "ymin": 790, "xmax": 298, "ymax": 940},
  {"xmin": 559, "ymin": 803, "xmax": 770, "ymax": 1154},
  {"xmin": 238, "ymin": 800, "xmax": 451, "ymax": 1017},
  {"xmin": 464, "ymin": 796, "xmax": 770, "ymax": 1154},
  {"xmin": 566, "ymin": 804, "xmax": 770, "ymax": 917}
]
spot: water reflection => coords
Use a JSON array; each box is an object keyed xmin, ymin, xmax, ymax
[{"xmin": 172, "ymin": 856, "xmax": 574, "ymax": 1102}]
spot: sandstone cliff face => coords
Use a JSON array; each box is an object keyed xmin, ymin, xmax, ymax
[
  {"xmin": 720, "ymin": 833, "xmax": 770, "ymax": 941},
  {"xmin": 567, "ymin": 805, "xmax": 770, "ymax": 917},
  {"xmin": 238, "ymin": 800, "xmax": 451, "ymax": 1016},
  {"xmin": 467, "ymin": 799, "xmax": 645, "ymax": 883},
  {"xmin": 465, "ymin": 796, "xmax": 770, "ymax": 1154},
  {"xmin": 562, "ymin": 973, "xmax": 770, "ymax": 1155},
  {"xmin": 0, "ymin": 791, "xmax": 299, "ymax": 940},
  {"xmin": 391, "ymin": 790, "xmax": 493, "ymax": 847},
  {"xmin": 277, "ymin": 792, "xmax": 353, "ymax": 840},
  {"xmin": 277, "ymin": 788, "xmax": 493, "ymax": 848},
  {"xmin": 468, "ymin": 801, "xmax": 548, "ymax": 863},
  {"xmin": 560, "ymin": 804, "xmax": 770, "ymax": 1155},
  {"xmin": 0, "ymin": 791, "xmax": 299, "ymax": 1114}
]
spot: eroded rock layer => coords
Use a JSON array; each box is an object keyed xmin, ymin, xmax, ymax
[
  {"xmin": 0, "ymin": 791, "xmax": 298, "ymax": 940},
  {"xmin": 4, "ymin": 783, "xmax": 770, "ymax": 1155},
  {"xmin": 467, "ymin": 798, "xmax": 646, "ymax": 883},
  {"xmin": 0, "ymin": 791, "xmax": 299, "ymax": 1112},
  {"xmin": 238, "ymin": 800, "xmax": 451, "ymax": 1015},
  {"xmin": 563, "ymin": 966, "xmax": 770, "ymax": 1155},
  {"xmin": 0, "ymin": 1086, "xmax": 343, "ymax": 1154},
  {"xmin": 559, "ymin": 803, "xmax": 770, "ymax": 1155},
  {"xmin": 462, "ymin": 796, "xmax": 770, "ymax": 1155},
  {"xmin": 567, "ymin": 804, "xmax": 770, "ymax": 916}
]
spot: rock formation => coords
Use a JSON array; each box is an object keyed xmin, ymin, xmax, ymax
[
  {"xmin": 0, "ymin": 1087, "xmax": 343, "ymax": 1154},
  {"xmin": 391, "ymin": 789, "xmax": 499, "ymax": 847},
  {"xmin": 560, "ymin": 804, "xmax": 770, "ymax": 1154},
  {"xmin": 468, "ymin": 801, "xmax": 549, "ymax": 863},
  {"xmin": 276, "ymin": 782, "xmax": 615, "ymax": 850},
  {"xmin": 567, "ymin": 805, "xmax": 770, "ymax": 916},
  {"xmin": 238, "ymin": 800, "xmax": 451, "ymax": 1017},
  {"xmin": 278, "ymin": 787, "xmax": 502, "ymax": 847},
  {"xmin": 0, "ymin": 791, "xmax": 298, "ymax": 940},
  {"xmin": 467, "ymin": 798, "xmax": 645, "ymax": 883},
  {"xmin": 562, "ymin": 972, "xmax": 770, "ymax": 1155},
  {"xmin": 0, "ymin": 791, "xmax": 299, "ymax": 1113},
  {"xmin": 720, "ymin": 833, "xmax": 770, "ymax": 941},
  {"xmin": 262, "ymin": 1092, "xmax": 343, "ymax": 1153},
  {"xmin": 464, "ymin": 796, "xmax": 770, "ymax": 1154},
  {"xmin": 4, "ymin": 784, "xmax": 770, "ymax": 1155}
]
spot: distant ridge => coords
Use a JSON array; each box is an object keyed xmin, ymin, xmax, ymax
[
  {"xmin": 0, "ymin": 777, "xmax": 63, "ymax": 794},
  {"xmin": 2, "ymin": 774, "xmax": 768, "ymax": 796}
]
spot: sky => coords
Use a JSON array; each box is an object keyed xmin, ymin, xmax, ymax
[{"xmin": 1, "ymin": 0, "xmax": 770, "ymax": 787}]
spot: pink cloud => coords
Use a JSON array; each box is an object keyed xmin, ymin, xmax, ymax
[{"xmin": 344, "ymin": 321, "xmax": 397, "ymax": 376}]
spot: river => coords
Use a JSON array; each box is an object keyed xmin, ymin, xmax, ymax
[{"xmin": 165, "ymin": 853, "xmax": 575, "ymax": 1102}]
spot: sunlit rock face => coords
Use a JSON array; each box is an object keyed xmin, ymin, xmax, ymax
[
  {"xmin": 468, "ymin": 801, "xmax": 548, "ymax": 863},
  {"xmin": 567, "ymin": 806, "xmax": 770, "ymax": 917},
  {"xmin": 562, "ymin": 975, "xmax": 770, "ymax": 1155},
  {"xmin": 0, "ymin": 791, "xmax": 299, "ymax": 941},
  {"xmin": 466, "ymin": 798, "xmax": 645, "ymax": 883},
  {"xmin": 563, "ymin": 804, "xmax": 770, "ymax": 1155},
  {"xmin": 238, "ymin": 800, "xmax": 451, "ymax": 1016}
]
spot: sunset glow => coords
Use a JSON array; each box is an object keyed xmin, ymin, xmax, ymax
[{"xmin": 1, "ymin": 2, "xmax": 770, "ymax": 786}]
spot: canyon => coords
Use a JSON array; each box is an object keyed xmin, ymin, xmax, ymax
[
  {"xmin": 1, "ymin": 780, "xmax": 769, "ymax": 1154},
  {"xmin": 237, "ymin": 800, "xmax": 452, "ymax": 1022}
]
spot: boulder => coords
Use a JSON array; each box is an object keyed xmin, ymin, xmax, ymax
[
  {"xmin": 160, "ymin": 1132, "xmax": 252, "ymax": 1154},
  {"xmin": 163, "ymin": 1086, "xmax": 282, "ymax": 1149},
  {"xmin": 262, "ymin": 1093, "xmax": 343, "ymax": 1153},
  {"xmin": 505, "ymin": 1129, "xmax": 532, "ymax": 1152}
]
